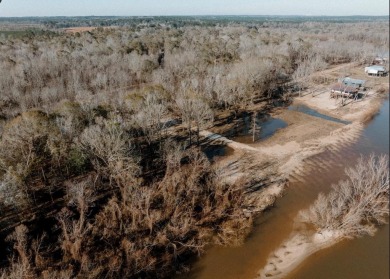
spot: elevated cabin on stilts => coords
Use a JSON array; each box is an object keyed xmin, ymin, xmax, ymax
[
  {"xmin": 330, "ymin": 83, "xmax": 359, "ymax": 99},
  {"xmin": 330, "ymin": 77, "xmax": 366, "ymax": 106}
]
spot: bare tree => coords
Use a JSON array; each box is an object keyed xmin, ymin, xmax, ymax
[
  {"xmin": 58, "ymin": 180, "xmax": 95, "ymax": 262},
  {"xmin": 176, "ymin": 92, "xmax": 213, "ymax": 145},
  {"xmin": 77, "ymin": 117, "xmax": 139, "ymax": 187},
  {"xmin": 132, "ymin": 93, "xmax": 167, "ymax": 145},
  {"xmin": 6, "ymin": 225, "xmax": 31, "ymax": 271},
  {"xmin": 298, "ymin": 154, "xmax": 389, "ymax": 238}
]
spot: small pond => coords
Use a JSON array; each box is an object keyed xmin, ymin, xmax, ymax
[
  {"xmin": 288, "ymin": 104, "xmax": 351, "ymax": 124},
  {"xmin": 226, "ymin": 113, "xmax": 288, "ymax": 144}
]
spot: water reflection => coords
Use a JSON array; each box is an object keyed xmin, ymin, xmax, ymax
[
  {"xmin": 288, "ymin": 104, "xmax": 351, "ymax": 124},
  {"xmin": 226, "ymin": 113, "xmax": 288, "ymax": 144}
]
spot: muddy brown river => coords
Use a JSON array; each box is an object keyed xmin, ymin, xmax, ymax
[{"xmin": 178, "ymin": 99, "xmax": 389, "ymax": 279}]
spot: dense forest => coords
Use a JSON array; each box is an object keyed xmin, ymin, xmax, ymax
[
  {"xmin": 0, "ymin": 16, "xmax": 389, "ymax": 278},
  {"xmin": 1, "ymin": 15, "xmax": 389, "ymax": 29}
]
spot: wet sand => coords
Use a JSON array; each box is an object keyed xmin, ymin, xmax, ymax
[{"xmin": 257, "ymin": 230, "xmax": 342, "ymax": 279}]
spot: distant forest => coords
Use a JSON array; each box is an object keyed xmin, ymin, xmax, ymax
[{"xmin": 0, "ymin": 15, "xmax": 389, "ymax": 29}]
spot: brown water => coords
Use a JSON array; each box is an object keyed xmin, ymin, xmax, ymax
[{"xmin": 178, "ymin": 98, "xmax": 389, "ymax": 279}]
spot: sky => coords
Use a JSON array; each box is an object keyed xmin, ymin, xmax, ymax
[{"xmin": 0, "ymin": 0, "xmax": 389, "ymax": 17}]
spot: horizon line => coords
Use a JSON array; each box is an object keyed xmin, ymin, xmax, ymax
[{"xmin": 0, "ymin": 14, "xmax": 389, "ymax": 19}]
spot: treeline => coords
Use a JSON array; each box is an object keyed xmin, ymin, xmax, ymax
[
  {"xmin": 1, "ymin": 15, "xmax": 388, "ymax": 29},
  {"xmin": 0, "ymin": 20, "xmax": 388, "ymax": 278},
  {"xmin": 0, "ymin": 21, "xmax": 388, "ymax": 120}
]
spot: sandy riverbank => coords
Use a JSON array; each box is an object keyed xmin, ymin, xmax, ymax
[
  {"xmin": 253, "ymin": 86, "xmax": 388, "ymax": 277},
  {"xmin": 256, "ymin": 230, "xmax": 343, "ymax": 279},
  {"xmin": 211, "ymin": 90, "xmax": 379, "ymax": 211}
]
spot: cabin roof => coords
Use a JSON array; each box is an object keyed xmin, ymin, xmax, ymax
[
  {"xmin": 366, "ymin": 65, "xmax": 386, "ymax": 71},
  {"xmin": 331, "ymin": 83, "xmax": 359, "ymax": 93},
  {"xmin": 339, "ymin": 77, "xmax": 366, "ymax": 87}
]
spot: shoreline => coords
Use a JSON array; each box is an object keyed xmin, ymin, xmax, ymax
[
  {"xmin": 209, "ymin": 69, "xmax": 388, "ymax": 279},
  {"xmin": 256, "ymin": 230, "xmax": 343, "ymax": 279},
  {"xmin": 252, "ymin": 92, "xmax": 389, "ymax": 278},
  {"xmin": 213, "ymin": 91, "xmax": 383, "ymax": 213}
]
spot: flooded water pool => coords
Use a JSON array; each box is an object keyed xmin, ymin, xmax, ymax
[
  {"xmin": 177, "ymin": 98, "xmax": 389, "ymax": 279},
  {"xmin": 226, "ymin": 113, "xmax": 288, "ymax": 144},
  {"xmin": 288, "ymin": 104, "xmax": 351, "ymax": 124}
]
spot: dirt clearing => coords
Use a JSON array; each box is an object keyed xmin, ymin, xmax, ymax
[{"xmin": 63, "ymin": 26, "xmax": 117, "ymax": 33}]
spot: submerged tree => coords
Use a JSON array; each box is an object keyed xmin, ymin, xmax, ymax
[{"xmin": 298, "ymin": 154, "xmax": 389, "ymax": 238}]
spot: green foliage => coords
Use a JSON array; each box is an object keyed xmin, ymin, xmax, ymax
[
  {"xmin": 0, "ymin": 110, "xmax": 70, "ymax": 206},
  {"xmin": 66, "ymin": 147, "xmax": 90, "ymax": 175},
  {"xmin": 127, "ymin": 40, "xmax": 148, "ymax": 55},
  {"xmin": 92, "ymin": 105, "xmax": 109, "ymax": 119},
  {"xmin": 0, "ymin": 29, "xmax": 58, "ymax": 40}
]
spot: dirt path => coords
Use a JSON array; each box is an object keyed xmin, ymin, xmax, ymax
[
  {"xmin": 314, "ymin": 62, "xmax": 358, "ymax": 76},
  {"xmin": 199, "ymin": 130, "xmax": 260, "ymax": 152},
  {"xmin": 293, "ymin": 62, "xmax": 358, "ymax": 84},
  {"xmin": 63, "ymin": 26, "xmax": 117, "ymax": 34}
]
